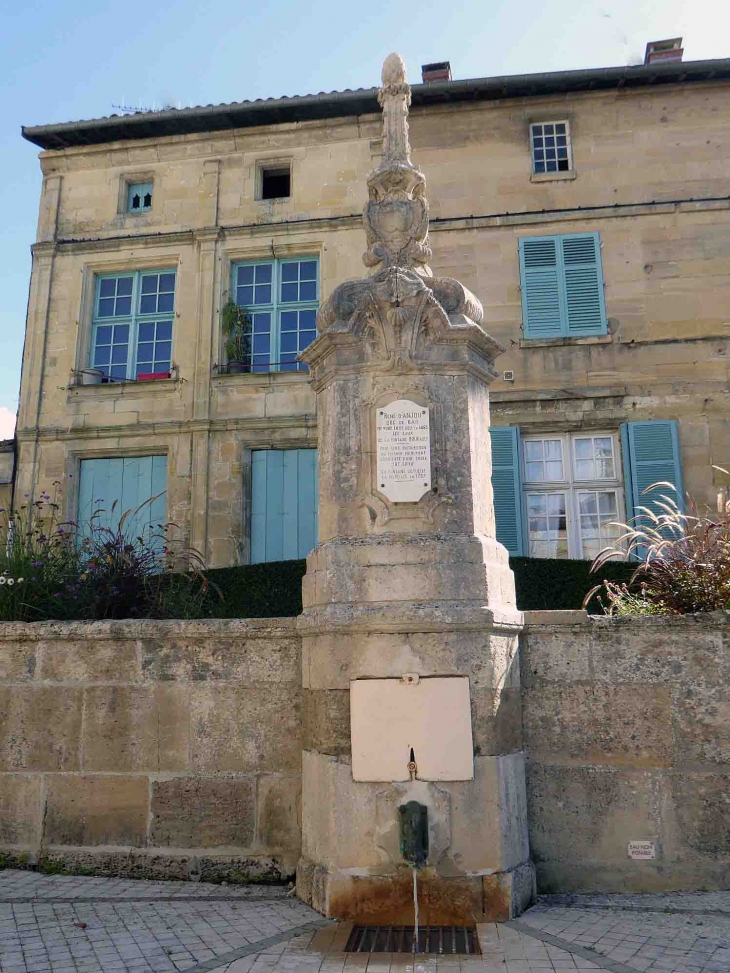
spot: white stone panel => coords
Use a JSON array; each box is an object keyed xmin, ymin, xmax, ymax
[{"xmin": 350, "ymin": 675, "xmax": 474, "ymax": 782}]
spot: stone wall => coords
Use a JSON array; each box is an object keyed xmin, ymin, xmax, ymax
[
  {"xmin": 521, "ymin": 610, "xmax": 730, "ymax": 892},
  {"xmin": 0, "ymin": 618, "xmax": 302, "ymax": 882},
  {"xmin": 2, "ymin": 612, "xmax": 729, "ymax": 893}
]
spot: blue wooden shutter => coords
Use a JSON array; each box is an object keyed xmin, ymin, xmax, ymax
[
  {"xmin": 520, "ymin": 233, "xmax": 607, "ymax": 339},
  {"xmin": 622, "ymin": 420, "xmax": 684, "ymax": 539},
  {"xmin": 519, "ymin": 236, "xmax": 563, "ymax": 339},
  {"xmin": 77, "ymin": 456, "xmax": 167, "ymax": 543},
  {"xmin": 560, "ymin": 233, "xmax": 607, "ymax": 337},
  {"xmin": 490, "ymin": 426, "xmax": 525, "ymax": 556},
  {"xmin": 250, "ymin": 448, "xmax": 318, "ymax": 563}
]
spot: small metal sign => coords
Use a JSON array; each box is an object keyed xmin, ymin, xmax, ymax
[{"xmin": 628, "ymin": 840, "xmax": 656, "ymax": 860}]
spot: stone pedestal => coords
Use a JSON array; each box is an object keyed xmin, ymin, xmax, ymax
[{"xmin": 296, "ymin": 53, "xmax": 533, "ymax": 923}]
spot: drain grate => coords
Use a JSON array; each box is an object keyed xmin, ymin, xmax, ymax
[{"xmin": 345, "ymin": 924, "xmax": 478, "ymax": 954}]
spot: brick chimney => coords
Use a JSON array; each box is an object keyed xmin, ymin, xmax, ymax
[
  {"xmin": 644, "ymin": 38, "xmax": 684, "ymax": 64},
  {"xmin": 421, "ymin": 61, "xmax": 452, "ymax": 83}
]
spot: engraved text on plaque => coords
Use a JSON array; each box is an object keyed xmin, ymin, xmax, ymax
[{"xmin": 376, "ymin": 399, "xmax": 431, "ymax": 502}]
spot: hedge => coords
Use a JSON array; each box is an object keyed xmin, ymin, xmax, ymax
[{"xmin": 201, "ymin": 556, "xmax": 636, "ymax": 618}]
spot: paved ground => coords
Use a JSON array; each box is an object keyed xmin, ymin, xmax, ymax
[{"xmin": 1, "ymin": 871, "xmax": 730, "ymax": 973}]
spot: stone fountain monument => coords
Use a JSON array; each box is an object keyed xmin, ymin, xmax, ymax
[{"xmin": 296, "ymin": 53, "xmax": 534, "ymax": 924}]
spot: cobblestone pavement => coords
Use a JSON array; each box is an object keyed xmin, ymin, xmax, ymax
[{"xmin": 1, "ymin": 871, "xmax": 730, "ymax": 973}]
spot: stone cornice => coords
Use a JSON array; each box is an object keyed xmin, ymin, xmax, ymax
[{"xmin": 16, "ymin": 413, "xmax": 317, "ymax": 443}]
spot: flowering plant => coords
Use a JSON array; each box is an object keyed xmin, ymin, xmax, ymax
[{"xmin": 0, "ymin": 485, "xmax": 213, "ymax": 621}]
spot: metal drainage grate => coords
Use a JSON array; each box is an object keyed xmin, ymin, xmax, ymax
[{"xmin": 345, "ymin": 925, "xmax": 478, "ymax": 955}]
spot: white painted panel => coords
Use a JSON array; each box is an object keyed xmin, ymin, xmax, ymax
[{"xmin": 350, "ymin": 676, "xmax": 474, "ymax": 782}]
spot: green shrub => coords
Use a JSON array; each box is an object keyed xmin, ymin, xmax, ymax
[
  {"xmin": 195, "ymin": 557, "xmax": 634, "ymax": 617},
  {"xmin": 509, "ymin": 556, "xmax": 635, "ymax": 612},
  {"xmin": 201, "ymin": 560, "xmax": 307, "ymax": 618}
]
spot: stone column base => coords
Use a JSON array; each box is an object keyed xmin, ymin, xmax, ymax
[{"xmin": 296, "ymin": 858, "xmax": 535, "ymax": 923}]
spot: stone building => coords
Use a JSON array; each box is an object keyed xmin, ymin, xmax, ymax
[{"xmin": 18, "ymin": 50, "xmax": 730, "ymax": 566}]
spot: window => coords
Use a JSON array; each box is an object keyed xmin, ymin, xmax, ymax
[
  {"xmin": 519, "ymin": 232, "xmax": 607, "ymax": 340},
  {"xmin": 260, "ymin": 166, "xmax": 291, "ymax": 200},
  {"xmin": 230, "ymin": 257, "xmax": 318, "ymax": 372},
  {"xmin": 91, "ymin": 270, "xmax": 175, "ymax": 380},
  {"xmin": 127, "ymin": 181, "xmax": 153, "ymax": 213},
  {"xmin": 250, "ymin": 449, "xmax": 318, "ymax": 562},
  {"xmin": 524, "ymin": 434, "xmax": 623, "ymax": 559},
  {"xmin": 491, "ymin": 421, "xmax": 684, "ymax": 559},
  {"xmin": 530, "ymin": 121, "xmax": 571, "ymax": 174}
]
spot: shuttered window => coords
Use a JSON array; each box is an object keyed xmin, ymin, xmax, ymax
[
  {"xmin": 250, "ymin": 449, "xmax": 318, "ymax": 563},
  {"xmin": 77, "ymin": 456, "xmax": 167, "ymax": 544},
  {"xmin": 490, "ymin": 426, "xmax": 525, "ymax": 556},
  {"xmin": 621, "ymin": 420, "xmax": 684, "ymax": 546},
  {"xmin": 519, "ymin": 232, "xmax": 607, "ymax": 339}
]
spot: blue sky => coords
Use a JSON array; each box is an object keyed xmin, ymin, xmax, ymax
[{"xmin": 0, "ymin": 0, "xmax": 726, "ymax": 439}]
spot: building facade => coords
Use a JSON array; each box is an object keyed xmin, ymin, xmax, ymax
[{"xmin": 18, "ymin": 55, "xmax": 730, "ymax": 567}]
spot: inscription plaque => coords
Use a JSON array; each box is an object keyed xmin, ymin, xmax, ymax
[{"xmin": 376, "ymin": 399, "xmax": 431, "ymax": 502}]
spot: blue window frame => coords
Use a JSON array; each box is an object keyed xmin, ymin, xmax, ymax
[
  {"xmin": 231, "ymin": 257, "xmax": 318, "ymax": 372},
  {"xmin": 91, "ymin": 270, "xmax": 175, "ymax": 380},
  {"xmin": 127, "ymin": 182, "xmax": 153, "ymax": 213},
  {"xmin": 519, "ymin": 232, "xmax": 607, "ymax": 340}
]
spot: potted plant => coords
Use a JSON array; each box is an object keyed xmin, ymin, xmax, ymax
[{"xmin": 221, "ymin": 300, "xmax": 252, "ymax": 374}]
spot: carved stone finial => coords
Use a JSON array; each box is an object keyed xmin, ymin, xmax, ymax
[
  {"xmin": 302, "ymin": 54, "xmax": 498, "ymax": 376},
  {"xmin": 363, "ymin": 54, "xmax": 431, "ymax": 273}
]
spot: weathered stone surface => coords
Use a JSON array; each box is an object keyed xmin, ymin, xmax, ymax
[
  {"xmin": 83, "ymin": 686, "xmax": 189, "ymax": 772},
  {"xmin": 191, "ymin": 684, "xmax": 302, "ymax": 773},
  {"xmin": 0, "ymin": 642, "xmax": 37, "ymax": 682},
  {"xmin": 141, "ymin": 636, "xmax": 300, "ymax": 685},
  {"xmin": 150, "ymin": 778, "xmax": 255, "ymax": 848},
  {"xmin": 303, "ymin": 690, "xmax": 350, "ymax": 755},
  {"xmin": 39, "ymin": 639, "xmax": 140, "ymax": 682},
  {"xmin": 0, "ymin": 775, "xmax": 41, "ymax": 845},
  {"xmin": 527, "ymin": 764, "xmax": 662, "ymax": 865},
  {"xmin": 471, "ymin": 687, "xmax": 522, "ymax": 755},
  {"xmin": 522, "ymin": 612, "xmax": 730, "ymax": 892},
  {"xmin": 671, "ymin": 683, "xmax": 730, "ymax": 768},
  {"xmin": 45, "ymin": 775, "xmax": 149, "ymax": 847},
  {"xmin": 0, "ymin": 687, "xmax": 82, "ymax": 771},
  {"xmin": 524, "ymin": 685, "xmax": 672, "ymax": 767},
  {"xmin": 670, "ymin": 773, "xmax": 730, "ymax": 858},
  {"xmin": 257, "ymin": 775, "xmax": 301, "ymax": 858}
]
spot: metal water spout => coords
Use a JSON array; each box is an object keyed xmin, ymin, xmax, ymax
[{"xmin": 398, "ymin": 789, "xmax": 429, "ymax": 953}]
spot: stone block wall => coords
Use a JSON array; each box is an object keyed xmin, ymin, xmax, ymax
[
  {"xmin": 0, "ymin": 618, "xmax": 302, "ymax": 881},
  {"xmin": 521, "ymin": 610, "xmax": 730, "ymax": 892},
  {"xmin": 2, "ymin": 611, "xmax": 730, "ymax": 892}
]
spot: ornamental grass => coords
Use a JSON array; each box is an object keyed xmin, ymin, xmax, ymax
[
  {"xmin": 0, "ymin": 484, "xmax": 212, "ymax": 621},
  {"xmin": 585, "ymin": 470, "xmax": 730, "ymax": 615}
]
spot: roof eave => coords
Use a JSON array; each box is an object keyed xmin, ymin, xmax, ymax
[{"xmin": 21, "ymin": 58, "xmax": 730, "ymax": 151}]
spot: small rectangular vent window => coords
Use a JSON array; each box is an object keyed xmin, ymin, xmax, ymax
[
  {"xmin": 127, "ymin": 182, "xmax": 153, "ymax": 213},
  {"xmin": 530, "ymin": 121, "xmax": 571, "ymax": 174},
  {"xmin": 261, "ymin": 166, "xmax": 291, "ymax": 200}
]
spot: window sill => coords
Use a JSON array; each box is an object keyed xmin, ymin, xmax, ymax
[
  {"xmin": 519, "ymin": 334, "xmax": 613, "ymax": 349},
  {"xmin": 530, "ymin": 170, "xmax": 577, "ymax": 183},
  {"xmin": 212, "ymin": 369, "xmax": 310, "ymax": 386},
  {"xmin": 68, "ymin": 377, "xmax": 180, "ymax": 397}
]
